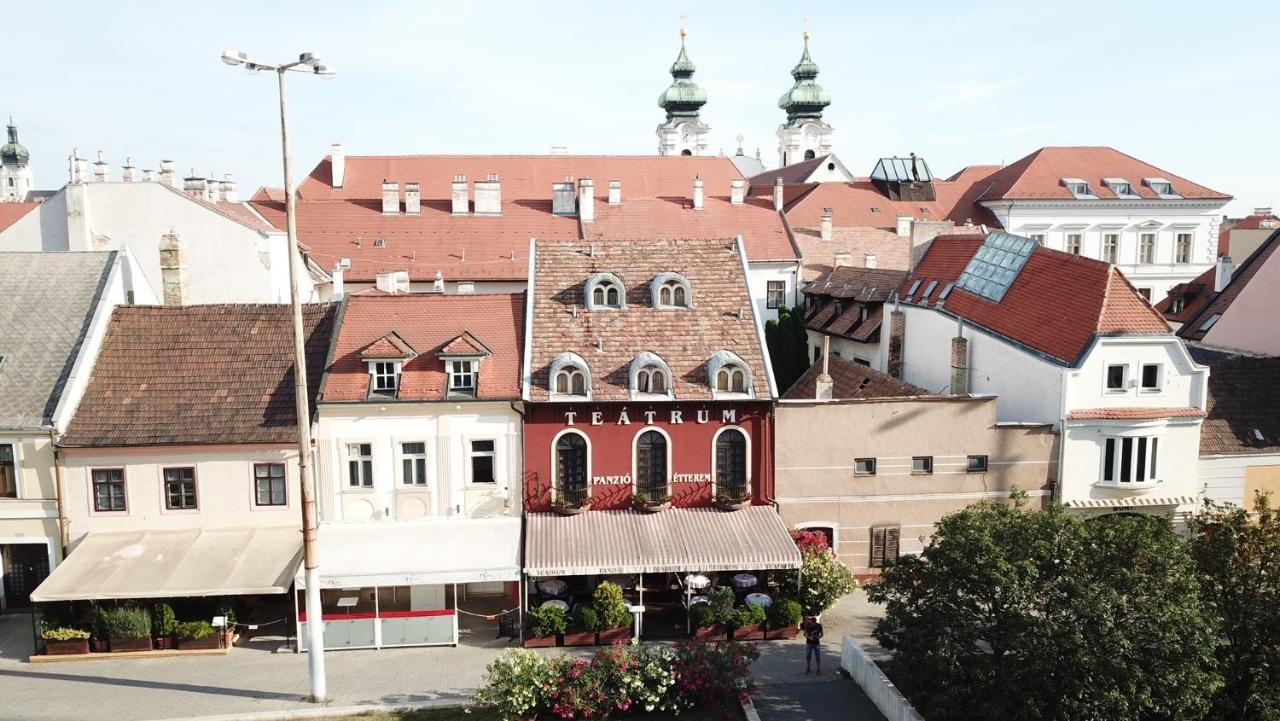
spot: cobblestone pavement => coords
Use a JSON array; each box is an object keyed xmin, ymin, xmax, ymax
[{"xmin": 0, "ymin": 590, "xmax": 889, "ymax": 721}]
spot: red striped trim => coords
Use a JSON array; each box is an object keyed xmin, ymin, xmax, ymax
[{"xmin": 298, "ymin": 608, "xmax": 454, "ymax": 622}]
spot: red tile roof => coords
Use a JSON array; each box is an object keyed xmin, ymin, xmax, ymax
[
  {"xmin": 323, "ymin": 293, "xmax": 524, "ymax": 403},
  {"xmin": 439, "ymin": 332, "xmax": 491, "ymax": 356},
  {"xmin": 359, "ymin": 332, "xmax": 417, "ymax": 360},
  {"xmin": 976, "ymin": 147, "xmax": 1231, "ymax": 201},
  {"xmin": 903, "ymin": 234, "xmax": 1170, "ymax": 365},
  {"xmin": 528, "ymin": 237, "xmax": 771, "ymax": 401},
  {"xmin": 802, "ymin": 267, "xmax": 907, "ymax": 344},
  {"xmin": 778, "ymin": 178, "xmax": 1000, "ymax": 230},
  {"xmin": 584, "ymin": 196, "xmax": 796, "ymax": 262},
  {"xmin": 61, "ymin": 304, "xmax": 336, "ymax": 447},
  {"xmin": 1180, "ymin": 229, "xmax": 1280, "ymax": 342},
  {"xmin": 784, "ymin": 355, "xmax": 927, "ymax": 400},
  {"xmin": 1066, "ymin": 407, "xmax": 1205, "ymax": 421},
  {"xmin": 1154, "ymin": 266, "xmax": 1214, "ymax": 323},
  {"xmin": 0, "ymin": 202, "xmax": 39, "ymax": 233},
  {"xmin": 1201, "ymin": 355, "xmax": 1280, "ymax": 454},
  {"xmin": 803, "ymin": 266, "xmax": 907, "ymax": 301}
]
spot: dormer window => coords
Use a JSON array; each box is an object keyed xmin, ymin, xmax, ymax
[
  {"xmin": 1062, "ymin": 178, "xmax": 1095, "ymax": 198},
  {"xmin": 372, "ymin": 362, "xmax": 399, "ymax": 392},
  {"xmin": 584, "ymin": 272, "xmax": 626, "ymax": 310},
  {"xmin": 438, "ymin": 331, "xmax": 492, "ymax": 399},
  {"xmin": 651, "ymin": 272, "xmax": 693, "ymax": 309},
  {"xmin": 549, "ymin": 352, "xmax": 592, "ymax": 400},
  {"xmin": 359, "ymin": 331, "xmax": 417, "ymax": 399},
  {"xmin": 629, "ymin": 352, "xmax": 673, "ymax": 399},
  {"xmin": 449, "ymin": 360, "xmax": 476, "ymax": 394},
  {"xmin": 1144, "ymin": 178, "xmax": 1180, "ymax": 198},
  {"xmin": 707, "ymin": 350, "xmax": 754, "ymax": 398},
  {"xmin": 1104, "ymin": 178, "xmax": 1136, "ymax": 197},
  {"xmin": 716, "ymin": 365, "xmax": 747, "ymax": 393}
]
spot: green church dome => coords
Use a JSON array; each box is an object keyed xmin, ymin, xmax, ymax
[
  {"xmin": 657, "ymin": 31, "xmax": 708, "ymax": 129},
  {"xmin": 1, "ymin": 123, "xmax": 29, "ymax": 166},
  {"xmin": 777, "ymin": 35, "xmax": 831, "ymax": 128}
]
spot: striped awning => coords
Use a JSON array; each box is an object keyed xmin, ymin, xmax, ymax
[
  {"xmin": 524, "ymin": 506, "xmax": 802, "ymax": 577},
  {"xmin": 1067, "ymin": 495, "xmax": 1198, "ymax": 509}
]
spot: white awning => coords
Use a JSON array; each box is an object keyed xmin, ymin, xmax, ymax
[
  {"xmin": 31, "ymin": 526, "xmax": 302, "ymax": 602},
  {"xmin": 1067, "ymin": 495, "xmax": 1198, "ymax": 509},
  {"xmin": 299, "ymin": 517, "xmax": 522, "ymax": 589},
  {"xmin": 525, "ymin": 506, "xmax": 802, "ymax": 577}
]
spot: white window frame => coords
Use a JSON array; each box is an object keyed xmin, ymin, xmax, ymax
[
  {"xmin": 399, "ymin": 441, "xmax": 429, "ymax": 486},
  {"xmin": 548, "ymin": 352, "xmax": 592, "ymax": 401},
  {"xmin": 466, "ymin": 438, "xmax": 498, "ymax": 485},
  {"xmin": 369, "ymin": 361, "xmax": 400, "ymax": 393},
  {"xmin": 0, "ymin": 440, "xmax": 21, "ymax": 500},
  {"xmin": 1065, "ymin": 233, "xmax": 1083, "ymax": 255},
  {"xmin": 449, "ymin": 359, "xmax": 477, "ymax": 395},
  {"xmin": 1139, "ymin": 363, "xmax": 1163, "ymax": 392},
  {"xmin": 1175, "ymin": 233, "xmax": 1193, "ymax": 264},
  {"xmin": 1104, "ymin": 363, "xmax": 1130, "ymax": 393},
  {"xmin": 1029, "ymin": 233, "xmax": 1046, "ymax": 246},
  {"xmin": 585, "ymin": 272, "xmax": 626, "ymax": 310},
  {"xmin": 766, "ymin": 280, "xmax": 786, "ymax": 309},
  {"xmin": 1099, "ymin": 435, "xmax": 1161, "ymax": 487},
  {"xmin": 652, "ymin": 273, "xmax": 693, "ymax": 309},
  {"xmin": 1139, "ymin": 233, "xmax": 1156, "ymax": 264},
  {"xmin": 793, "ymin": 522, "xmax": 839, "ymax": 554},
  {"xmin": 345, "ymin": 442, "xmax": 374, "ymax": 489},
  {"xmin": 1102, "ymin": 233, "xmax": 1119, "ymax": 264}
]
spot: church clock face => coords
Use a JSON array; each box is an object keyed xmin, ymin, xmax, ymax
[
  {"xmin": 802, "ymin": 123, "xmax": 819, "ymax": 143},
  {"xmin": 680, "ymin": 124, "xmax": 694, "ymax": 143}
]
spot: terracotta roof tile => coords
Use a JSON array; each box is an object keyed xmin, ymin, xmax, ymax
[
  {"xmin": 529, "ymin": 237, "xmax": 770, "ymax": 401},
  {"xmin": 784, "ymin": 355, "xmax": 927, "ymax": 399},
  {"xmin": 977, "ymin": 147, "xmax": 1231, "ymax": 201},
  {"xmin": 1066, "ymin": 407, "xmax": 1205, "ymax": 420},
  {"xmin": 323, "ymin": 293, "xmax": 524, "ymax": 403},
  {"xmin": 1200, "ymin": 355, "xmax": 1280, "ymax": 455},
  {"xmin": 1180, "ymin": 229, "xmax": 1280, "ymax": 342},
  {"xmin": 779, "ymin": 178, "xmax": 1000, "ymax": 231},
  {"xmin": 0, "ymin": 202, "xmax": 39, "ymax": 233},
  {"xmin": 802, "ymin": 266, "xmax": 908, "ymax": 301},
  {"xmin": 585, "ymin": 196, "xmax": 796, "ymax": 262},
  {"xmin": 359, "ymin": 332, "xmax": 417, "ymax": 359},
  {"xmin": 1154, "ymin": 266, "xmax": 1214, "ymax": 323},
  {"xmin": 61, "ymin": 304, "xmax": 336, "ymax": 447},
  {"xmin": 439, "ymin": 332, "xmax": 491, "ymax": 356}
]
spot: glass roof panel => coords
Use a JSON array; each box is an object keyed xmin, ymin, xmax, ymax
[{"xmin": 955, "ymin": 231, "xmax": 1037, "ymax": 303}]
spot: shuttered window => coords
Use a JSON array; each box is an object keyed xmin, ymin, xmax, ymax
[{"xmin": 870, "ymin": 525, "xmax": 900, "ymax": 568}]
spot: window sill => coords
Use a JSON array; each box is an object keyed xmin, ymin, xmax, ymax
[
  {"xmin": 1093, "ymin": 481, "xmax": 1162, "ymax": 493},
  {"xmin": 548, "ymin": 395, "xmax": 590, "ymax": 402}
]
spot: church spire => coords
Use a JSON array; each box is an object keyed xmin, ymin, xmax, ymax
[
  {"xmin": 775, "ymin": 26, "xmax": 834, "ymax": 167},
  {"xmin": 656, "ymin": 26, "xmax": 711, "ymax": 156}
]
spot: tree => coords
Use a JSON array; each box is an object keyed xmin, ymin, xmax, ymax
[
  {"xmin": 866, "ymin": 501, "xmax": 1220, "ymax": 721},
  {"xmin": 765, "ymin": 306, "xmax": 810, "ymax": 394},
  {"xmin": 781, "ymin": 529, "xmax": 857, "ymax": 617},
  {"xmin": 1191, "ymin": 494, "xmax": 1280, "ymax": 721}
]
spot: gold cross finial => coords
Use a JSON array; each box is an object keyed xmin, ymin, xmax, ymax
[
  {"xmin": 803, "ymin": 17, "xmax": 811, "ymax": 42},
  {"xmin": 680, "ymin": 13, "xmax": 688, "ymax": 39}
]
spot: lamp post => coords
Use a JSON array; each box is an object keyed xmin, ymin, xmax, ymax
[{"xmin": 220, "ymin": 49, "xmax": 334, "ymax": 703}]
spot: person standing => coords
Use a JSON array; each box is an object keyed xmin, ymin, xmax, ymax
[{"xmin": 803, "ymin": 615, "xmax": 824, "ymax": 675}]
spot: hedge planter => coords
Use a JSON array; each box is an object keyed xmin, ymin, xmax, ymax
[
  {"xmin": 45, "ymin": 639, "xmax": 90, "ymax": 656},
  {"xmin": 522, "ymin": 633, "xmax": 557, "ymax": 648},
  {"xmin": 731, "ymin": 623, "xmax": 764, "ymax": 641},
  {"xmin": 597, "ymin": 627, "xmax": 633, "ymax": 645},
  {"xmin": 562, "ymin": 629, "xmax": 597, "ymax": 646},
  {"xmin": 692, "ymin": 624, "xmax": 727, "ymax": 642},
  {"xmin": 178, "ymin": 635, "xmax": 222, "ymax": 650},
  {"xmin": 110, "ymin": 637, "xmax": 153, "ymax": 653},
  {"xmin": 153, "ymin": 637, "xmax": 175, "ymax": 650},
  {"xmin": 90, "ymin": 639, "xmax": 109, "ymax": 653},
  {"xmin": 764, "ymin": 625, "xmax": 800, "ymax": 640}
]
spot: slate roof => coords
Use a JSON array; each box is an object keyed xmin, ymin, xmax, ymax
[
  {"xmin": 803, "ymin": 266, "xmax": 907, "ymax": 301},
  {"xmin": 60, "ymin": 304, "xmax": 336, "ymax": 447},
  {"xmin": 0, "ymin": 252, "xmax": 116, "ymax": 430},
  {"xmin": 976, "ymin": 147, "xmax": 1231, "ymax": 202},
  {"xmin": 747, "ymin": 154, "xmax": 832, "ymax": 188},
  {"xmin": 1180, "ymin": 229, "xmax": 1280, "ymax": 342},
  {"xmin": 902, "ymin": 234, "xmax": 1171, "ymax": 365},
  {"xmin": 1201, "ymin": 355, "xmax": 1280, "ymax": 455},
  {"xmin": 322, "ymin": 293, "xmax": 524, "ymax": 403},
  {"xmin": 528, "ymin": 237, "xmax": 771, "ymax": 401},
  {"xmin": 784, "ymin": 355, "xmax": 927, "ymax": 400}
]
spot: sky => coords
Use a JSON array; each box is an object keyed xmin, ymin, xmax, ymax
[{"xmin": 8, "ymin": 0, "xmax": 1278, "ymax": 215}]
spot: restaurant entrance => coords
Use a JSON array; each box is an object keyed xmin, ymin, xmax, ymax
[{"xmin": 1, "ymin": 543, "xmax": 49, "ymax": 610}]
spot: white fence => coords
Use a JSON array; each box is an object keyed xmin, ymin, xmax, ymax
[{"xmin": 840, "ymin": 633, "xmax": 925, "ymax": 721}]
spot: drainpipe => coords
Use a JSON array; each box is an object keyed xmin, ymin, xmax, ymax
[{"xmin": 48, "ymin": 428, "xmax": 69, "ymax": 555}]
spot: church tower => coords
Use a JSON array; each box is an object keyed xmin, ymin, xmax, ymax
[
  {"xmin": 0, "ymin": 118, "xmax": 33, "ymax": 202},
  {"xmin": 656, "ymin": 29, "xmax": 710, "ymax": 156},
  {"xmin": 776, "ymin": 32, "xmax": 833, "ymax": 168}
]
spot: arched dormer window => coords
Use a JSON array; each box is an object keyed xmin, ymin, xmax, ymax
[
  {"xmin": 629, "ymin": 351, "xmax": 674, "ymax": 399},
  {"xmin": 585, "ymin": 272, "xmax": 626, "ymax": 310},
  {"xmin": 707, "ymin": 350, "xmax": 754, "ymax": 398},
  {"xmin": 651, "ymin": 272, "xmax": 693, "ymax": 309},
  {"xmin": 549, "ymin": 352, "xmax": 591, "ymax": 400}
]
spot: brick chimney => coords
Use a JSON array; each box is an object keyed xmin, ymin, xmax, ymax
[
  {"xmin": 553, "ymin": 179, "xmax": 576, "ymax": 215},
  {"xmin": 820, "ymin": 208, "xmax": 834, "ymax": 241},
  {"xmin": 330, "ymin": 143, "xmax": 345, "ymax": 188},
  {"xmin": 950, "ymin": 321, "xmax": 969, "ymax": 395},
  {"xmin": 159, "ymin": 159, "xmax": 176, "ymax": 188},
  {"xmin": 474, "ymin": 173, "xmax": 501, "ymax": 215},
  {"xmin": 774, "ymin": 176, "xmax": 784, "ymax": 212},
  {"xmin": 693, "ymin": 177, "xmax": 704, "ymax": 210},
  {"xmin": 159, "ymin": 229, "xmax": 187, "ymax": 306},
  {"xmin": 888, "ymin": 307, "xmax": 905, "ymax": 379},
  {"xmin": 221, "ymin": 174, "xmax": 239, "ymax": 203},
  {"xmin": 815, "ymin": 335, "xmax": 834, "ymax": 400},
  {"xmin": 382, "ymin": 180, "xmax": 400, "ymax": 214},
  {"xmin": 578, "ymin": 178, "xmax": 595, "ymax": 223},
  {"xmin": 608, "ymin": 180, "xmax": 622, "ymax": 205},
  {"xmin": 451, "ymin": 174, "xmax": 469, "ymax": 215},
  {"xmin": 404, "ymin": 182, "xmax": 421, "ymax": 215},
  {"xmin": 121, "ymin": 158, "xmax": 136, "ymax": 183},
  {"xmin": 93, "ymin": 151, "xmax": 109, "ymax": 182},
  {"xmin": 730, "ymin": 179, "xmax": 745, "ymax": 205}
]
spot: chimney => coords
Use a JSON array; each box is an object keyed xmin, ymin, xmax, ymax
[
  {"xmin": 142, "ymin": 169, "xmax": 155, "ymax": 182},
  {"xmin": 93, "ymin": 151, "xmax": 109, "ymax": 182},
  {"xmin": 1253, "ymin": 207, "xmax": 1272, "ymax": 217},
  {"xmin": 820, "ymin": 208, "xmax": 834, "ymax": 241},
  {"xmin": 888, "ymin": 307, "xmax": 906, "ymax": 379},
  {"xmin": 332, "ymin": 260, "xmax": 349, "ymax": 300},
  {"xmin": 1215, "ymin": 255, "xmax": 1235, "ymax": 292},
  {"xmin": 693, "ymin": 177, "xmax": 704, "ymax": 210},
  {"xmin": 404, "ymin": 182, "xmax": 421, "ymax": 215},
  {"xmin": 159, "ymin": 159, "xmax": 176, "ymax": 187},
  {"xmin": 864, "ymin": 254, "xmax": 878, "ymax": 269},
  {"xmin": 815, "ymin": 335, "xmax": 834, "ymax": 401},
  {"xmin": 221, "ymin": 174, "xmax": 239, "ymax": 203},
  {"xmin": 774, "ymin": 176, "xmax": 784, "ymax": 212},
  {"xmin": 549, "ymin": 146, "xmax": 569, "ymax": 155},
  {"xmin": 330, "ymin": 144, "xmax": 345, "ymax": 188},
  {"xmin": 121, "ymin": 158, "xmax": 136, "ymax": 183},
  {"xmin": 950, "ymin": 321, "xmax": 969, "ymax": 395},
  {"xmin": 159, "ymin": 229, "xmax": 187, "ymax": 306},
  {"xmin": 731, "ymin": 179, "xmax": 745, "ymax": 205},
  {"xmin": 203, "ymin": 174, "xmax": 218, "ymax": 203},
  {"xmin": 183, "ymin": 172, "xmax": 206, "ymax": 198},
  {"xmin": 451, "ymin": 174, "xmax": 469, "ymax": 215},
  {"xmin": 608, "ymin": 180, "xmax": 622, "ymax": 205},
  {"xmin": 896, "ymin": 215, "xmax": 913, "ymax": 237},
  {"xmin": 474, "ymin": 173, "xmax": 502, "ymax": 215},
  {"xmin": 578, "ymin": 178, "xmax": 595, "ymax": 223},
  {"xmin": 382, "ymin": 180, "xmax": 400, "ymax": 214},
  {"xmin": 834, "ymin": 252, "xmax": 852, "ymax": 268},
  {"xmin": 553, "ymin": 179, "xmax": 576, "ymax": 215},
  {"xmin": 375, "ymin": 270, "xmax": 409, "ymax": 294}
]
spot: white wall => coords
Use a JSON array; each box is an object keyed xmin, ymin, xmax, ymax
[
  {"xmin": 805, "ymin": 330, "xmax": 880, "ymax": 369},
  {"xmin": 747, "ymin": 261, "xmax": 799, "ymax": 324},
  {"xmin": 1065, "ymin": 336, "xmax": 1206, "ymax": 413},
  {"xmin": 1200, "ymin": 453, "xmax": 1280, "ymax": 508},
  {"xmin": 1060, "ymin": 419, "xmax": 1202, "ymax": 511}
]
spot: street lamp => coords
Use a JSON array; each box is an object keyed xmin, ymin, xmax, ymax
[{"xmin": 221, "ymin": 49, "xmax": 333, "ymax": 704}]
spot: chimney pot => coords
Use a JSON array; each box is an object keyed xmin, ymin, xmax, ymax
[
  {"xmin": 121, "ymin": 158, "xmax": 136, "ymax": 183},
  {"xmin": 382, "ymin": 180, "xmax": 400, "ymax": 214},
  {"xmin": 773, "ymin": 176, "xmax": 784, "ymax": 212},
  {"xmin": 608, "ymin": 180, "xmax": 622, "ymax": 205},
  {"xmin": 332, "ymin": 262, "xmax": 346, "ymax": 300},
  {"xmin": 221, "ymin": 173, "xmax": 239, "ymax": 203},
  {"xmin": 1252, "ymin": 207, "xmax": 1272, "ymax": 217},
  {"xmin": 553, "ymin": 181, "xmax": 576, "ymax": 215},
  {"xmin": 159, "ymin": 159, "xmax": 176, "ymax": 188},
  {"xmin": 578, "ymin": 178, "xmax": 595, "ymax": 223},
  {"xmin": 474, "ymin": 174, "xmax": 502, "ymax": 215},
  {"xmin": 730, "ymin": 179, "xmax": 745, "ymax": 205},
  {"xmin": 451, "ymin": 174, "xmax": 469, "ymax": 215},
  {"xmin": 159, "ymin": 230, "xmax": 187, "ymax": 307},
  {"xmin": 820, "ymin": 208, "xmax": 834, "ymax": 241},
  {"xmin": 815, "ymin": 336, "xmax": 834, "ymax": 400},
  {"xmin": 93, "ymin": 150, "xmax": 109, "ymax": 182},
  {"xmin": 330, "ymin": 144, "xmax": 345, "ymax": 188},
  {"xmin": 142, "ymin": 169, "xmax": 155, "ymax": 182},
  {"xmin": 404, "ymin": 182, "xmax": 421, "ymax": 215},
  {"xmin": 692, "ymin": 177, "xmax": 704, "ymax": 211}
]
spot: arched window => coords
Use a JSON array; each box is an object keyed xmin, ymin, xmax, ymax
[
  {"xmin": 636, "ymin": 365, "xmax": 668, "ymax": 394},
  {"xmin": 715, "ymin": 365, "xmax": 747, "ymax": 393},
  {"xmin": 548, "ymin": 352, "xmax": 592, "ymax": 400},
  {"xmin": 706, "ymin": 350, "xmax": 753, "ymax": 398},
  {"xmin": 651, "ymin": 273, "xmax": 693, "ymax": 309},
  {"xmin": 630, "ymin": 352, "xmax": 673, "ymax": 398},
  {"xmin": 715, "ymin": 429, "xmax": 748, "ymax": 501},
  {"xmin": 555, "ymin": 432, "xmax": 589, "ymax": 507},
  {"xmin": 804, "ymin": 149, "xmax": 816, "ymax": 161},
  {"xmin": 680, "ymin": 149, "xmax": 692, "ymax": 156},
  {"xmin": 554, "ymin": 367, "xmax": 587, "ymax": 396},
  {"xmin": 584, "ymin": 273, "xmax": 625, "ymax": 310},
  {"xmin": 635, "ymin": 430, "xmax": 669, "ymax": 504}
]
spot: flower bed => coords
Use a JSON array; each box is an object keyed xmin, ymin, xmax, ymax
[{"xmin": 475, "ymin": 641, "xmax": 759, "ymax": 719}]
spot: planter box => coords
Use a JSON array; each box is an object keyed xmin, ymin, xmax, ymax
[
  {"xmin": 153, "ymin": 637, "xmax": 175, "ymax": 650},
  {"xmin": 597, "ymin": 627, "xmax": 633, "ymax": 645},
  {"xmin": 110, "ymin": 637, "xmax": 153, "ymax": 653},
  {"xmin": 178, "ymin": 635, "xmax": 222, "ymax": 650},
  {"xmin": 764, "ymin": 625, "xmax": 800, "ymax": 640},
  {"xmin": 634, "ymin": 501, "xmax": 671, "ymax": 514},
  {"xmin": 44, "ymin": 639, "xmax": 90, "ymax": 656},
  {"xmin": 714, "ymin": 499, "xmax": 750, "ymax": 512},
  {"xmin": 731, "ymin": 623, "xmax": 763, "ymax": 641},
  {"xmin": 692, "ymin": 624, "xmax": 727, "ymax": 642},
  {"xmin": 562, "ymin": 630, "xmax": 597, "ymax": 646},
  {"xmin": 90, "ymin": 639, "xmax": 109, "ymax": 653},
  {"xmin": 522, "ymin": 634, "xmax": 557, "ymax": 648}
]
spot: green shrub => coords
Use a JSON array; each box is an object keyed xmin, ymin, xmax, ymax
[
  {"xmin": 176, "ymin": 620, "xmax": 215, "ymax": 640},
  {"xmin": 527, "ymin": 604, "xmax": 567, "ymax": 636},
  {"xmin": 41, "ymin": 626, "xmax": 90, "ymax": 641},
  {"xmin": 707, "ymin": 586, "xmax": 736, "ymax": 625},
  {"xmin": 726, "ymin": 604, "xmax": 766, "ymax": 629},
  {"xmin": 572, "ymin": 604, "xmax": 601, "ymax": 631},
  {"xmin": 99, "ymin": 606, "xmax": 150, "ymax": 639},
  {"xmin": 689, "ymin": 603, "xmax": 716, "ymax": 628},
  {"xmin": 767, "ymin": 598, "xmax": 803, "ymax": 629},
  {"xmin": 216, "ymin": 601, "xmax": 237, "ymax": 629},
  {"xmin": 592, "ymin": 581, "xmax": 633, "ymax": 629},
  {"xmin": 151, "ymin": 603, "xmax": 177, "ymax": 637}
]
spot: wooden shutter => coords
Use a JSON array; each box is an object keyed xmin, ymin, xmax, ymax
[
  {"xmin": 885, "ymin": 527, "xmax": 900, "ymax": 563},
  {"xmin": 870, "ymin": 527, "xmax": 886, "ymax": 568}
]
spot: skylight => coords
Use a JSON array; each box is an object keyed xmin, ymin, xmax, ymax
[
  {"xmin": 1104, "ymin": 178, "xmax": 1137, "ymax": 197},
  {"xmin": 938, "ymin": 282, "xmax": 954, "ymax": 301},
  {"xmin": 1144, "ymin": 178, "xmax": 1181, "ymax": 199},
  {"xmin": 871, "ymin": 156, "xmax": 933, "ymax": 183},
  {"xmin": 1062, "ymin": 178, "xmax": 1095, "ymax": 199},
  {"xmin": 955, "ymin": 232, "xmax": 1038, "ymax": 303},
  {"xmin": 923, "ymin": 280, "xmax": 938, "ymax": 299},
  {"xmin": 1199, "ymin": 314, "xmax": 1221, "ymax": 331},
  {"xmin": 907, "ymin": 280, "xmax": 922, "ymax": 297}
]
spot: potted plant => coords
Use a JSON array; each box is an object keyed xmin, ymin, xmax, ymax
[
  {"xmin": 713, "ymin": 487, "xmax": 751, "ymax": 511},
  {"xmin": 151, "ymin": 602, "xmax": 177, "ymax": 650},
  {"xmin": 592, "ymin": 581, "xmax": 634, "ymax": 644},
  {"xmin": 689, "ymin": 603, "xmax": 724, "ymax": 641},
  {"xmin": 632, "ymin": 490, "xmax": 671, "ymax": 513},
  {"xmin": 176, "ymin": 620, "xmax": 220, "ymax": 650},
  {"xmin": 523, "ymin": 604, "xmax": 566, "ymax": 648},
  {"xmin": 765, "ymin": 598, "xmax": 803, "ymax": 640},
  {"xmin": 563, "ymin": 605, "xmax": 600, "ymax": 646},
  {"xmin": 729, "ymin": 604, "xmax": 767, "ymax": 641},
  {"xmin": 551, "ymin": 494, "xmax": 589, "ymax": 516},
  {"xmin": 101, "ymin": 606, "xmax": 152, "ymax": 652},
  {"xmin": 216, "ymin": 603, "xmax": 238, "ymax": 646},
  {"xmin": 42, "ymin": 626, "xmax": 91, "ymax": 655}
]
